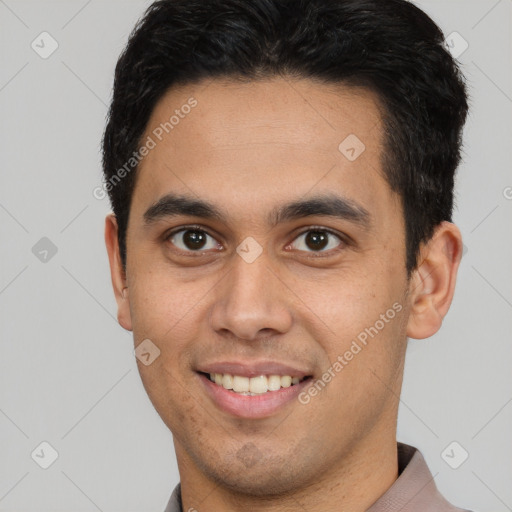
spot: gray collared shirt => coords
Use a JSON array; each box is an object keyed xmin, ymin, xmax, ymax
[{"xmin": 164, "ymin": 443, "xmax": 472, "ymax": 512}]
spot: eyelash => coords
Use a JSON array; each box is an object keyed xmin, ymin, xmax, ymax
[{"xmin": 164, "ymin": 224, "xmax": 348, "ymax": 256}]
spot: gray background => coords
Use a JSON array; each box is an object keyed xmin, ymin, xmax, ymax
[{"xmin": 0, "ymin": 0, "xmax": 511, "ymax": 510}]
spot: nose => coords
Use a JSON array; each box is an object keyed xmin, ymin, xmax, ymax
[{"xmin": 209, "ymin": 250, "xmax": 294, "ymax": 342}]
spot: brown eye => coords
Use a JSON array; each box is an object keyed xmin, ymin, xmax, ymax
[
  {"xmin": 290, "ymin": 229, "xmax": 343, "ymax": 253},
  {"xmin": 168, "ymin": 229, "xmax": 219, "ymax": 252},
  {"xmin": 305, "ymin": 231, "xmax": 329, "ymax": 251}
]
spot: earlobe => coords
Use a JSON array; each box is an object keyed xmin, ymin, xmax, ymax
[
  {"xmin": 104, "ymin": 213, "xmax": 133, "ymax": 331},
  {"xmin": 406, "ymin": 221, "xmax": 463, "ymax": 340}
]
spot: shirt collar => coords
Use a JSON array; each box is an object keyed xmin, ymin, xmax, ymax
[
  {"xmin": 163, "ymin": 442, "xmax": 467, "ymax": 512},
  {"xmin": 366, "ymin": 443, "xmax": 466, "ymax": 511}
]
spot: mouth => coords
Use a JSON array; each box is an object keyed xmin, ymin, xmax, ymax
[
  {"xmin": 197, "ymin": 370, "xmax": 313, "ymax": 419},
  {"xmin": 200, "ymin": 371, "xmax": 310, "ymax": 395}
]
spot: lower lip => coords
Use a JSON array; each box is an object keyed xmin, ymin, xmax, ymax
[{"xmin": 198, "ymin": 373, "xmax": 311, "ymax": 419}]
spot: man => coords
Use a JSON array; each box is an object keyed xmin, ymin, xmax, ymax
[{"xmin": 102, "ymin": 0, "xmax": 472, "ymax": 510}]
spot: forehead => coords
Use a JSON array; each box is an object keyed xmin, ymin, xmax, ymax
[{"xmin": 132, "ymin": 77, "xmax": 397, "ymax": 226}]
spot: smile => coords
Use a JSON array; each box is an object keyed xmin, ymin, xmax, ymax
[
  {"xmin": 198, "ymin": 372, "xmax": 313, "ymax": 418},
  {"xmin": 206, "ymin": 372, "xmax": 307, "ymax": 395}
]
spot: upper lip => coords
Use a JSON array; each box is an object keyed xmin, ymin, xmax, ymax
[{"xmin": 197, "ymin": 360, "xmax": 312, "ymax": 378}]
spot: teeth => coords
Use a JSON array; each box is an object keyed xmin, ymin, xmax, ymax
[
  {"xmin": 208, "ymin": 373, "xmax": 305, "ymax": 394},
  {"xmin": 281, "ymin": 375, "xmax": 292, "ymax": 388},
  {"xmin": 222, "ymin": 374, "xmax": 234, "ymax": 390},
  {"xmin": 233, "ymin": 375, "xmax": 250, "ymax": 392},
  {"xmin": 249, "ymin": 375, "xmax": 267, "ymax": 394},
  {"xmin": 267, "ymin": 375, "xmax": 281, "ymax": 391}
]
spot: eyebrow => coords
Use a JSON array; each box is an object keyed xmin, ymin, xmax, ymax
[{"xmin": 143, "ymin": 193, "xmax": 371, "ymax": 229}]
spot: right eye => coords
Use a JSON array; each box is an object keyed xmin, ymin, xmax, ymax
[{"xmin": 166, "ymin": 227, "xmax": 222, "ymax": 253}]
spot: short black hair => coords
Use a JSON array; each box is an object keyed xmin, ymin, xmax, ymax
[{"xmin": 102, "ymin": 0, "xmax": 468, "ymax": 273}]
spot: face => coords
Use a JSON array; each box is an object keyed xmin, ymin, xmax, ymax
[{"xmin": 109, "ymin": 77, "xmax": 415, "ymax": 495}]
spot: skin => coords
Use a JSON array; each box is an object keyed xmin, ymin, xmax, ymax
[{"xmin": 105, "ymin": 77, "xmax": 463, "ymax": 512}]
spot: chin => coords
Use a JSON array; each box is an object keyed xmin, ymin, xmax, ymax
[
  {"xmin": 209, "ymin": 464, "xmax": 304, "ymax": 498},
  {"xmin": 194, "ymin": 445, "xmax": 315, "ymax": 498}
]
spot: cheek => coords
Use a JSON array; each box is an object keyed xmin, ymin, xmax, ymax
[
  {"xmin": 127, "ymin": 273, "xmax": 210, "ymax": 415},
  {"xmin": 128, "ymin": 266, "xmax": 207, "ymax": 340},
  {"xmin": 288, "ymin": 262, "xmax": 403, "ymax": 338},
  {"xmin": 292, "ymin": 261, "xmax": 408, "ymax": 405},
  {"xmin": 137, "ymin": 354, "xmax": 205, "ymax": 438},
  {"xmin": 127, "ymin": 270, "xmax": 206, "ymax": 419}
]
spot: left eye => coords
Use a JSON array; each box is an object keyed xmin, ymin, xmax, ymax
[{"xmin": 289, "ymin": 229, "xmax": 343, "ymax": 253}]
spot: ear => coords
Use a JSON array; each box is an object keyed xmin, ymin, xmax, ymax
[
  {"xmin": 406, "ymin": 221, "xmax": 463, "ymax": 339},
  {"xmin": 104, "ymin": 213, "xmax": 133, "ymax": 331}
]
